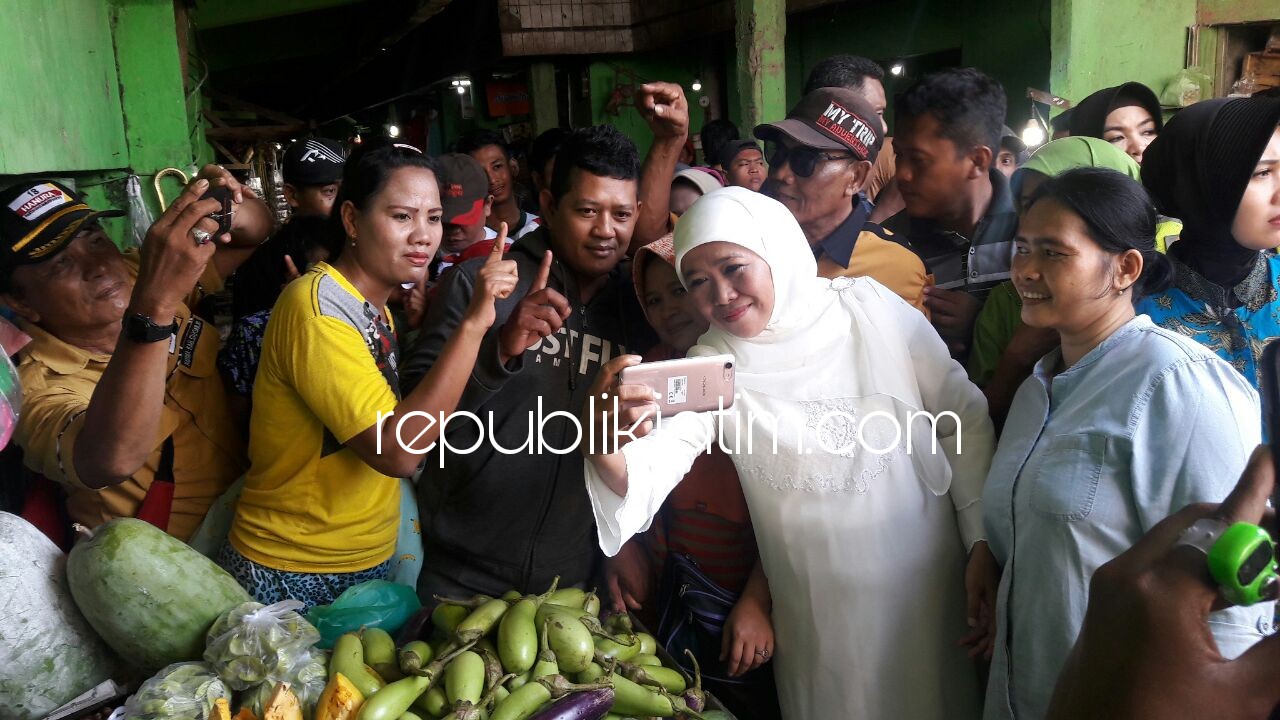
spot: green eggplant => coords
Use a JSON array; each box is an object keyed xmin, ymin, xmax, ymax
[
  {"xmin": 635, "ymin": 633, "xmax": 657, "ymax": 656},
  {"xmin": 594, "ymin": 634, "xmax": 640, "ymax": 663},
  {"xmin": 431, "ymin": 603, "xmax": 473, "ymax": 636},
  {"xmin": 546, "ymin": 616, "xmax": 594, "ymax": 674},
  {"xmin": 331, "ymin": 632, "xmax": 387, "ymax": 697},
  {"xmin": 412, "ymin": 686, "xmax": 448, "ymax": 718},
  {"xmin": 400, "ymin": 641, "xmax": 435, "ymax": 675},
  {"xmin": 364, "ymin": 627, "xmax": 404, "ymax": 681},
  {"xmin": 608, "ymin": 672, "xmax": 674, "ymax": 717},
  {"xmin": 444, "ymin": 651, "xmax": 486, "ymax": 706}
]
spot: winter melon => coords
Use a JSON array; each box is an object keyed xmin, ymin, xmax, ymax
[
  {"xmin": 0, "ymin": 512, "xmax": 117, "ymax": 720},
  {"xmin": 66, "ymin": 518, "xmax": 251, "ymax": 673}
]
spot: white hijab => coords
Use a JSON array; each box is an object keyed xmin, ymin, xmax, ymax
[{"xmin": 672, "ymin": 186, "xmax": 951, "ymax": 494}]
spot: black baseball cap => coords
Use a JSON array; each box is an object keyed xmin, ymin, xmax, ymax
[
  {"xmin": 283, "ymin": 138, "xmax": 346, "ymax": 186},
  {"xmin": 0, "ymin": 180, "xmax": 124, "ymax": 270},
  {"xmin": 754, "ymin": 87, "xmax": 884, "ymax": 162},
  {"xmin": 718, "ymin": 139, "xmax": 764, "ymax": 169},
  {"xmin": 437, "ymin": 153, "xmax": 490, "ymax": 226}
]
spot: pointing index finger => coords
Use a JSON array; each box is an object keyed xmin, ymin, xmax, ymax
[
  {"xmin": 532, "ymin": 249, "xmax": 553, "ymax": 293},
  {"xmin": 486, "ymin": 222, "xmax": 509, "ymax": 264}
]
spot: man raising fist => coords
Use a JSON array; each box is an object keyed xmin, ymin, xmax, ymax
[{"xmin": 401, "ymin": 126, "xmax": 656, "ymax": 598}]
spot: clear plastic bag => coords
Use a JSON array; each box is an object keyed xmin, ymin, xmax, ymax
[
  {"xmin": 239, "ymin": 652, "xmax": 327, "ymax": 720},
  {"xmin": 1161, "ymin": 68, "xmax": 1210, "ymax": 107},
  {"xmin": 203, "ymin": 601, "xmax": 321, "ymax": 691},
  {"xmin": 123, "ymin": 662, "xmax": 228, "ymax": 720}
]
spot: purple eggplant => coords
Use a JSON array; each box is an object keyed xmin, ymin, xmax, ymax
[
  {"xmin": 526, "ymin": 687, "xmax": 615, "ymax": 720},
  {"xmin": 680, "ymin": 649, "xmax": 706, "ymax": 715},
  {"xmin": 398, "ymin": 606, "xmax": 434, "ymax": 645}
]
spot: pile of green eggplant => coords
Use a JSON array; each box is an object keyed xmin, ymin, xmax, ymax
[{"xmin": 330, "ymin": 579, "xmax": 729, "ymax": 720}]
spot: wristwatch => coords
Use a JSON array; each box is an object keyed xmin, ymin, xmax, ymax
[
  {"xmin": 1178, "ymin": 517, "xmax": 1279, "ymax": 606},
  {"xmin": 123, "ymin": 312, "xmax": 179, "ymax": 343}
]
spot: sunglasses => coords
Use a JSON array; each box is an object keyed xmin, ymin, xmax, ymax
[{"xmin": 766, "ymin": 142, "xmax": 856, "ymax": 178}]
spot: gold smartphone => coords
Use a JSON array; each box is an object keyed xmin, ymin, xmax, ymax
[{"xmin": 618, "ymin": 353, "xmax": 736, "ymax": 415}]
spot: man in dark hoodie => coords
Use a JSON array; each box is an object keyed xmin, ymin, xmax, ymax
[{"xmin": 401, "ymin": 122, "xmax": 669, "ymax": 598}]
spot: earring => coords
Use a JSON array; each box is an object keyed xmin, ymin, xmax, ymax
[{"xmin": 349, "ymin": 235, "xmax": 357, "ymax": 248}]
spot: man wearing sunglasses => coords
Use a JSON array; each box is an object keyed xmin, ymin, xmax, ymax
[{"xmin": 754, "ymin": 87, "xmax": 929, "ymax": 314}]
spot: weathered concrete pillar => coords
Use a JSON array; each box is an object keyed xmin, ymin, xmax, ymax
[
  {"xmin": 735, "ymin": 0, "xmax": 786, "ymax": 132},
  {"xmin": 529, "ymin": 62, "xmax": 559, "ymax": 135}
]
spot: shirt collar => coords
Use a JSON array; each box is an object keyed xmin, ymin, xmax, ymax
[
  {"xmin": 16, "ymin": 318, "xmax": 107, "ymax": 375},
  {"xmin": 1032, "ymin": 315, "xmax": 1152, "ymax": 388},
  {"xmin": 815, "ymin": 197, "xmax": 871, "ymax": 269},
  {"xmin": 904, "ymin": 168, "xmax": 1018, "ymax": 246}
]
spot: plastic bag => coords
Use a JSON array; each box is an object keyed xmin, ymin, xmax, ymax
[
  {"xmin": 203, "ymin": 600, "xmax": 321, "ymax": 691},
  {"xmin": 306, "ymin": 580, "xmax": 422, "ymax": 649},
  {"xmin": 123, "ymin": 662, "xmax": 228, "ymax": 720},
  {"xmin": 239, "ymin": 651, "xmax": 327, "ymax": 720},
  {"xmin": 1161, "ymin": 67, "xmax": 1211, "ymax": 107}
]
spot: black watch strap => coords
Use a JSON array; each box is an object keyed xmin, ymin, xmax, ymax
[{"xmin": 124, "ymin": 312, "xmax": 179, "ymax": 343}]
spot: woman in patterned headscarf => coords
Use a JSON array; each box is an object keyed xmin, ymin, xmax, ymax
[{"xmin": 1136, "ymin": 95, "xmax": 1280, "ymax": 389}]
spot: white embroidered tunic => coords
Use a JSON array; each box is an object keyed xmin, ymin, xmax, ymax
[{"xmin": 585, "ymin": 187, "xmax": 997, "ymax": 720}]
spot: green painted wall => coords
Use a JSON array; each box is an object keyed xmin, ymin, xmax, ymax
[
  {"xmin": 588, "ymin": 56, "xmax": 708, "ymax": 159},
  {"xmin": 0, "ymin": 0, "xmax": 205, "ymax": 244},
  {"xmin": 781, "ymin": 0, "xmax": 1053, "ymax": 132},
  {"xmin": 1050, "ymin": 0, "xmax": 1196, "ymax": 111},
  {"xmin": 0, "ymin": 1, "xmax": 129, "ymax": 173}
]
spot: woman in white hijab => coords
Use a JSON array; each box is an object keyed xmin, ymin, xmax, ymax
[{"xmin": 584, "ymin": 187, "xmax": 995, "ymax": 719}]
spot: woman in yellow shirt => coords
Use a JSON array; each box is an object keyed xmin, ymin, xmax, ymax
[{"xmin": 221, "ymin": 142, "xmax": 521, "ymax": 606}]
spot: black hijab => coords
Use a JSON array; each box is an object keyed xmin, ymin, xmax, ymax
[
  {"xmin": 1069, "ymin": 82, "xmax": 1164, "ymax": 139},
  {"xmin": 1142, "ymin": 96, "xmax": 1280, "ymax": 290}
]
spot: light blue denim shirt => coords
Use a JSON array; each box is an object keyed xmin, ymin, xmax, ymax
[{"xmin": 982, "ymin": 315, "xmax": 1270, "ymax": 720}]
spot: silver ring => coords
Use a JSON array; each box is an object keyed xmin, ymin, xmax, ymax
[
  {"xmin": 191, "ymin": 228, "xmax": 212, "ymax": 245},
  {"xmin": 756, "ymin": 649, "xmax": 769, "ymax": 658}
]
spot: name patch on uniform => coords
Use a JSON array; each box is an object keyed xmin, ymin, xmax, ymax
[{"xmin": 178, "ymin": 317, "xmax": 203, "ymax": 368}]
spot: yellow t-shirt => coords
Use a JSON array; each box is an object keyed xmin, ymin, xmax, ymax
[{"xmin": 229, "ymin": 262, "xmax": 401, "ymax": 573}]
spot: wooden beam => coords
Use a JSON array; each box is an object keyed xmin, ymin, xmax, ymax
[
  {"xmin": 205, "ymin": 124, "xmax": 310, "ymax": 141},
  {"xmin": 205, "ymin": 89, "xmax": 305, "ymax": 126},
  {"xmin": 194, "ymin": 0, "xmax": 368, "ymax": 30}
]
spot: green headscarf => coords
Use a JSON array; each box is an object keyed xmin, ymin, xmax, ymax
[
  {"xmin": 1019, "ymin": 135, "xmax": 1142, "ymax": 182},
  {"xmin": 1015, "ymin": 135, "xmax": 1175, "ymax": 252}
]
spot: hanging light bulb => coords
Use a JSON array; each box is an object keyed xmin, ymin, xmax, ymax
[
  {"xmin": 1021, "ymin": 118, "xmax": 1046, "ymax": 148},
  {"xmin": 456, "ymin": 85, "xmax": 467, "ymax": 95},
  {"xmin": 691, "ymin": 78, "xmax": 703, "ymax": 93},
  {"xmin": 388, "ymin": 124, "xmax": 401, "ymax": 138},
  {"xmin": 890, "ymin": 63, "xmax": 904, "ymax": 77}
]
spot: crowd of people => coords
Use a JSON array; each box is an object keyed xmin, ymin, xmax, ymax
[{"xmin": 2, "ymin": 52, "xmax": 1280, "ymax": 720}]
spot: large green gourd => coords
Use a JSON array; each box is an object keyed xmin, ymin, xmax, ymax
[
  {"xmin": 0, "ymin": 513, "xmax": 117, "ymax": 720},
  {"xmin": 66, "ymin": 518, "xmax": 251, "ymax": 673}
]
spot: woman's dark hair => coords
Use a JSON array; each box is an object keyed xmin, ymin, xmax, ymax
[
  {"xmin": 328, "ymin": 140, "xmax": 440, "ymax": 258},
  {"xmin": 1026, "ymin": 166, "xmax": 1173, "ymax": 300}
]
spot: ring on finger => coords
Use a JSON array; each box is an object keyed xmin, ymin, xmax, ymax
[
  {"xmin": 191, "ymin": 228, "xmax": 212, "ymax": 245},
  {"xmin": 755, "ymin": 649, "xmax": 770, "ymax": 658}
]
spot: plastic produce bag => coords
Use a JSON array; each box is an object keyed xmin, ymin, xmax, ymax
[
  {"xmin": 123, "ymin": 662, "xmax": 228, "ymax": 720},
  {"xmin": 306, "ymin": 580, "xmax": 422, "ymax": 649},
  {"xmin": 240, "ymin": 652, "xmax": 327, "ymax": 720},
  {"xmin": 204, "ymin": 601, "xmax": 320, "ymax": 691},
  {"xmin": 1161, "ymin": 67, "xmax": 1210, "ymax": 107}
]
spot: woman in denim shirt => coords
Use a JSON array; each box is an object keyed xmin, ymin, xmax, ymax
[{"xmin": 974, "ymin": 169, "xmax": 1269, "ymax": 720}]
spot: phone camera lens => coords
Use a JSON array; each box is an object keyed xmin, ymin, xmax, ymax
[{"xmin": 724, "ymin": 362, "xmax": 733, "ymax": 369}]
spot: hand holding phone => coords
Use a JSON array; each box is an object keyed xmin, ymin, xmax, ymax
[{"xmin": 618, "ymin": 353, "xmax": 735, "ymax": 415}]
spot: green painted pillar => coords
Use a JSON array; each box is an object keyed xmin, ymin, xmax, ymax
[
  {"xmin": 530, "ymin": 62, "xmax": 559, "ymax": 136},
  {"xmin": 734, "ymin": 0, "xmax": 786, "ymax": 133},
  {"xmin": 109, "ymin": 0, "xmax": 199, "ymax": 215}
]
